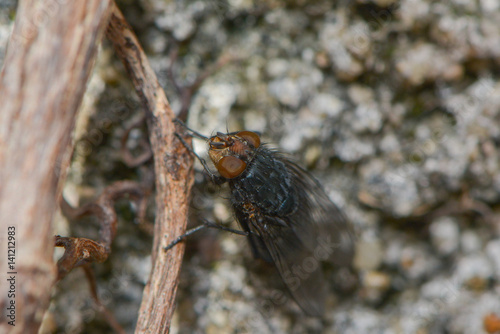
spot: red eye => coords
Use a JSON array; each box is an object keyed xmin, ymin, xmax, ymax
[
  {"xmin": 236, "ymin": 131, "xmax": 261, "ymax": 148},
  {"xmin": 217, "ymin": 156, "xmax": 247, "ymax": 179}
]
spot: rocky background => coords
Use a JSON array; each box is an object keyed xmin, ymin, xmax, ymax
[{"xmin": 2, "ymin": 0, "xmax": 500, "ymax": 333}]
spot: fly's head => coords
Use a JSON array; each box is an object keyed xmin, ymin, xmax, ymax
[{"xmin": 208, "ymin": 131, "xmax": 261, "ymax": 179}]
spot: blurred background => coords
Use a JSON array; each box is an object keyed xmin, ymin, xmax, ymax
[{"xmin": 1, "ymin": 0, "xmax": 500, "ymax": 333}]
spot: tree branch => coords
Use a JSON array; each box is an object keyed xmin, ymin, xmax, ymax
[
  {"xmin": 106, "ymin": 3, "xmax": 194, "ymax": 333},
  {"xmin": 57, "ymin": 180, "xmax": 149, "ymax": 281},
  {"xmin": 0, "ymin": 1, "xmax": 112, "ymax": 333}
]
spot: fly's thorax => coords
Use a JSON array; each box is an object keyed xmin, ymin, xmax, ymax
[{"xmin": 207, "ymin": 131, "xmax": 261, "ymax": 179}]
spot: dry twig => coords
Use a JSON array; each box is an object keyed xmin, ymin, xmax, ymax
[
  {"xmin": 106, "ymin": 3, "xmax": 195, "ymax": 333},
  {"xmin": 120, "ymin": 113, "xmax": 153, "ymax": 168},
  {"xmin": 56, "ymin": 180, "xmax": 148, "ymax": 280},
  {"xmin": 82, "ymin": 265, "xmax": 127, "ymax": 334}
]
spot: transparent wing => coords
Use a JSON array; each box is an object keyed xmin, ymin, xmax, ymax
[
  {"xmin": 247, "ymin": 214, "xmax": 328, "ymax": 317},
  {"xmin": 232, "ymin": 152, "xmax": 355, "ymax": 316},
  {"xmin": 282, "ymin": 158, "xmax": 356, "ymax": 266},
  {"xmin": 234, "ymin": 208, "xmax": 273, "ymax": 263}
]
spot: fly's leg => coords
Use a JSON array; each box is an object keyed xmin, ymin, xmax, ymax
[
  {"xmin": 174, "ymin": 132, "xmax": 226, "ymax": 185},
  {"xmin": 174, "ymin": 118, "xmax": 209, "ymax": 140},
  {"xmin": 164, "ymin": 220, "xmax": 249, "ymax": 251}
]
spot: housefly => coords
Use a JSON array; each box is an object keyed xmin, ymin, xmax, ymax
[{"xmin": 169, "ymin": 127, "xmax": 355, "ymax": 317}]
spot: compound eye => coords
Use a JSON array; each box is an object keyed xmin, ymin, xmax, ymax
[
  {"xmin": 217, "ymin": 156, "xmax": 247, "ymax": 179},
  {"xmin": 236, "ymin": 131, "xmax": 261, "ymax": 148}
]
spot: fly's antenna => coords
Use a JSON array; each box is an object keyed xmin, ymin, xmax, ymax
[{"xmin": 174, "ymin": 118, "xmax": 209, "ymax": 140}]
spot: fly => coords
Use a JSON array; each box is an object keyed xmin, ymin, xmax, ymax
[{"xmin": 167, "ymin": 125, "xmax": 355, "ymax": 317}]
